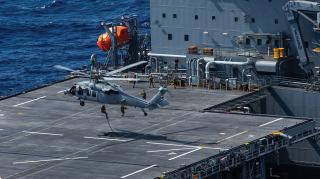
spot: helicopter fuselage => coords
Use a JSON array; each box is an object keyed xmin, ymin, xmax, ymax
[{"xmin": 68, "ymin": 80, "xmax": 150, "ymax": 109}]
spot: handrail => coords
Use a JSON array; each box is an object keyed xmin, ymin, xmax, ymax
[{"xmin": 159, "ymin": 121, "xmax": 320, "ymax": 179}]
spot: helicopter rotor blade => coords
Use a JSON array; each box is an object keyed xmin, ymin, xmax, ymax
[
  {"xmin": 102, "ymin": 77, "xmax": 141, "ymax": 82},
  {"xmin": 54, "ymin": 65, "xmax": 89, "ymax": 76},
  {"xmin": 54, "ymin": 65, "xmax": 74, "ymax": 72},
  {"xmin": 105, "ymin": 61, "xmax": 148, "ymax": 76}
]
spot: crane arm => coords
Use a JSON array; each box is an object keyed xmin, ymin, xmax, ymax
[
  {"xmin": 283, "ymin": 1, "xmax": 320, "ymax": 29},
  {"xmin": 283, "ymin": 1, "xmax": 320, "ymax": 75}
]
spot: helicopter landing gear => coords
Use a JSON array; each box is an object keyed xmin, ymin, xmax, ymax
[
  {"xmin": 80, "ymin": 100, "xmax": 85, "ymax": 106},
  {"xmin": 141, "ymin": 109, "xmax": 148, "ymax": 116}
]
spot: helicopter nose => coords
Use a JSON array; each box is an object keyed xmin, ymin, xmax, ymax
[{"xmin": 63, "ymin": 89, "xmax": 70, "ymax": 95}]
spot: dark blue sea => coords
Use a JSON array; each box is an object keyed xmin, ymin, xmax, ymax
[{"xmin": 0, "ymin": 0, "xmax": 149, "ymax": 96}]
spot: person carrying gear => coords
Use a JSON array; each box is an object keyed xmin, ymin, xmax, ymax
[
  {"xmin": 101, "ymin": 105, "xmax": 108, "ymax": 120},
  {"xmin": 101, "ymin": 105, "xmax": 113, "ymax": 132},
  {"xmin": 120, "ymin": 105, "xmax": 127, "ymax": 117},
  {"xmin": 132, "ymin": 73, "xmax": 137, "ymax": 88},
  {"xmin": 120, "ymin": 101, "xmax": 127, "ymax": 117},
  {"xmin": 140, "ymin": 89, "xmax": 147, "ymax": 100},
  {"xmin": 149, "ymin": 75, "xmax": 155, "ymax": 88},
  {"xmin": 173, "ymin": 76, "xmax": 177, "ymax": 89}
]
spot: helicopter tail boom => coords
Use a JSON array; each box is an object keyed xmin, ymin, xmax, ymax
[{"xmin": 147, "ymin": 87, "xmax": 169, "ymax": 110}]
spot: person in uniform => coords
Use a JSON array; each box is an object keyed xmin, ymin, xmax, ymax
[
  {"xmin": 140, "ymin": 89, "xmax": 147, "ymax": 100},
  {"xmin": 149, "ymin": 75, "xmax": 155, "ymax": 88},
  {"xmin": 101, "ymin": 105, "xmax": 108, "ymax": 120},
  {"xmin": 120, "ymin": 101, "xmax": 127, "ymax": 117},
  {"xmin": 132, "ymin": 73, "xmax": 137, "ymax": 88},
  {"xmin": 173, "ymin": 76, "xmax": 177, "ymax": 89}
]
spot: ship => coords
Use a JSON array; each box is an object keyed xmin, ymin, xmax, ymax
[{"xmin": 1, "ymin": 0, "xmax": 320, "ymax": 179}]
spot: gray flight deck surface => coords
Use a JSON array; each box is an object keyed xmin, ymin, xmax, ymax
[{"xmin": 0, "ymin": 78, "xmax": 304, "ymax": 179}]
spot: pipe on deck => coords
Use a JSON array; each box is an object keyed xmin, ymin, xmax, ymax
[
  {"xmin": 204, "ymin": 58, "xmax": 252, "ymax": 79},
  {"xmin": 205, "ymin": 58, "xmax": 216, "ymax": 79},
  {"xmin": 196, "ymin": 58, "xmax": 205, "ymax": 77}
]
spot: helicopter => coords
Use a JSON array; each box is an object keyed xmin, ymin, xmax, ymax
[{"xmin": 54, "ymin": 61, "xmax": 169, "ymax": 117}]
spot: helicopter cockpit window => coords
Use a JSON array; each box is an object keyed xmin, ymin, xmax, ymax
[
  {"xmin": 78, "ymin": 87, "xmax": 83, "ymax": 96},
  {"xmin": 70, "ymin": 85, "xmax": 76, "ymax": 95},
  {"xmin": 92, "ymin": 91, "xmax": 97, "ymax": 97}
]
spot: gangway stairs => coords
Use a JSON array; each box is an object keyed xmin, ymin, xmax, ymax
[{"xmin": 158, "ymin": 119, "xmax": 320, "ymax": 179}]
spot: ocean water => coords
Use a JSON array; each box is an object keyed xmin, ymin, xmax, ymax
[{"xmin": 0, "ymin": 0, "xmax": 149, "ymax": 96}]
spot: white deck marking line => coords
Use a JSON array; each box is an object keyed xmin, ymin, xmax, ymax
[
  {"xmin": 217, "ymin": 131, "xmax": 248, "ymax": 143},
  {"xmin": 13, "ymin": 96, "xmax": 47, "ymax": 107},
  {"xmin": 147, "ymin": 141, "xmax": 198, "ymax": 148},
  {"xmin": 22, "ymin": 131, "xmax": 63, "ymax": 136},
  {"xmin": 120, "ymin": 164, "xmax": 157, "ymax": 178},
  {"xmin": 259, "ymin": 118, "xmax": 284, "ymax": 127},
  {"xmin": 13, "ymin": 157, "xmax": 88, "ymax": 165},
  {"xmin": 146, "ymin": 142, "xmax": 226, "ymax": 150},
  {"xmin": 147, "ymin": 148, "xmax": 195, "ymax": 153},
  {"xmin": 0, "ymin": 104, "xmax": 102, "ymax": 143},
  {"xmin": 169, "ymin": 147, "xmax": 202, "ymax": 161},
  {"xmin": 83, "ymin": 136, "xmax": 132, "ymax": 142},
  {"xmin": 4, "ymin": 106, "xmax": 120, "ymax": 178}
]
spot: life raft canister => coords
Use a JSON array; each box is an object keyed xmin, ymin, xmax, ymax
[{"xmin": 97, "ymin": 26, "xmax": 130, "ymax": 51}]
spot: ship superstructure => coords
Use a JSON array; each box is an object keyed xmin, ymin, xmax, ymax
[{"xmin": 149, "ymin": 0, "xmax": 320, "ymax": 78}]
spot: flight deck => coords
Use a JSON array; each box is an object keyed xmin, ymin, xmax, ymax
[{"xmin": 0, "ymin": 78, "xmax": 308, "ymax": 179}]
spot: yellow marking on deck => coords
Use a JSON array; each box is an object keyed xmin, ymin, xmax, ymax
[{"xmin": 272, "ymin": 131, "xmax": 283, "ymax": 136}]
